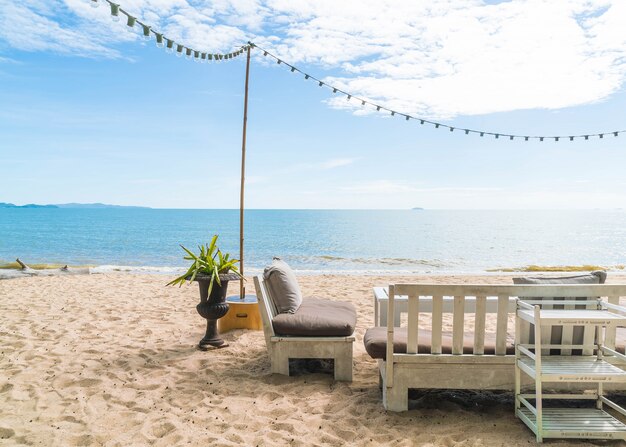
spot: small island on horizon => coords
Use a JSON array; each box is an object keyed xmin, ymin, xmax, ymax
[
  {"xmin": 0, "ymin": 202, "xmax": 151, "ymax": 209},
  {"xmin": 411, "ymin": 207, "xmax": 424, "ymax": 210}
]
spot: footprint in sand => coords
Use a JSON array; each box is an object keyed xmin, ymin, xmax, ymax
[
  {"xmin": 0, "ymin": 427, "xmax": 15, "ymax": 439},
  {"xmin": 260, "ymin": 391, "xmax": 283, "ymax": 401},
  {"xmin": 69, "ymin": 434, "xmax": 94, "ymax": 446},
  {"xmin": 74, "ymin": 378, "xmax": 102, "ymax": 388},
  {"xmin": 149, "ymin": 421, "xmax": 176, "ymax": 438},
  {"xmin": 61, "ymin": 415, "xmax": 83, "ymax": 424}
]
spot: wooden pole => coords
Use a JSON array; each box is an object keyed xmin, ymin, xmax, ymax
[{"xmin": 239, "ymin": 45, "xmax": 251, "ymax": 299}]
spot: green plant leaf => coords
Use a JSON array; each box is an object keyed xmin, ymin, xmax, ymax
[{"xmin": 167, "ymin": 234, "xmax": 242, "ymax": 289}]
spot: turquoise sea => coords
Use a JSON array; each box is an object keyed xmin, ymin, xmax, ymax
[{"xmin": 1, "ymin": 208, "xmax": 626, "ymax": 274}]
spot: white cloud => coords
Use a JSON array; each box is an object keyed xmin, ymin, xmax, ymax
[
  {"xmin": 2, "ymin": 0, "xmax": 626, "ymax": 118},
  {"xmin": 0, "ymin": 55, "xmax": 20, "ymax": 64},
  {"xmin": 342, "ymin": 181, "xmax": 501, "ymax": 195},
  {"xmin": 320, "ymin": 157, "xmax": 357, "ymax": 169},
  {"xmin": 274, "ymin": 157, "xmax": 357, "ymax": 174},
  {"xmin": 0, "ymin": 0, "xmax": 124, "ymax": 58},
  {"xmin": 342, "ymin": 180, "xmax": 418, "ymax": 194}
]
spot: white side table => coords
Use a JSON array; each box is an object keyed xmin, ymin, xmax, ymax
[
  {"xmin": 515, "ymin": 298, "xmax": 626, "ymax": 442},
  {"xmin": 373, "ymin": 287, "xmax": 408, "ymax": 327}
]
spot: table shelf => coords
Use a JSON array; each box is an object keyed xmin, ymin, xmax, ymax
[
  {"xmin": 517, "ymin": 309, "xmax": 626, "ymax": 326},
  {"xmin": 517, "ymin": 356, "xmax": 626, "ymax": 382},
  {"xmin": 517, "ymin": 407, "xmax": 626, "ymax": 440}
]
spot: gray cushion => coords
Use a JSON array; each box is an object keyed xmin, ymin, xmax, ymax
[
  {"xmin": 272, "ymin": 297, "xmax": 356, "ymax": 337},
  {"xmin": 512, "ymin": 271, "xmax": 606, "ymax": 285},
  {"xmin": 363, "ymin": 327, "xmax": 515, "ymax": 360},
  {"xmin": 263, "ymin": 258, "xmax": 302, "ymax": 314},
  {"xmin": 513, "ymin": 271, "xmax": 607, "ymax": 352}
]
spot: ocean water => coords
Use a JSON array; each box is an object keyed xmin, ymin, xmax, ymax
[{"xmin": 1, "ymin": 208, "xmax": 626, "ymax": 274}]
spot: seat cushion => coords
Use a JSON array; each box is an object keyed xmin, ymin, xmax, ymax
[
  {"xmin": 263, "ymin": 258, "xmax": 303, "ymax": 314},
  {"xmin": 272, "ymin": 297, "xmax": 356, "ymax": 337},
  {"xmin": 363, "ymin": 327, "xmax": 515, "ymax": 360},
  {"xmin": 363, "ymin": 327, "xmax": 626, "ymax": 359}
]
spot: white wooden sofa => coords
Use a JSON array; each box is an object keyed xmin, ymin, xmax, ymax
[
  {"xmin": 253, "ymin": 275, "xmax": 355, "ymax": 381},
  {"xmin": 365, "ymin": 284, "xmax": 626, "ymax": 411}
]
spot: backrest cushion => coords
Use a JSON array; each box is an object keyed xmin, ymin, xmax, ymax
[
  {"xmin": 512, "ymin": 271, "xmax": 607, "ymax": 285},
  {"xmin": 263, "ymin": 258, "xmax": 303, "ymax": 314},
  {"xmin": 513, "ymin": 271, "xmax": 607, "ymax": 351}
]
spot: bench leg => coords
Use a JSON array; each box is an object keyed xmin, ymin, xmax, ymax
[
  {"xmin": 333, "ymin": 342, "xmax": 353, "ymax": 382},
  {"xmin": 270, "ymin": 344, "xmax": 290, "ymax": 376},
  {"xmin": 383, "ymin": 384, "xmax": 408, "ymax": 412}
]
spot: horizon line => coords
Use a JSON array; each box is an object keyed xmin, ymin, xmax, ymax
[{"xmin": 3, "ymin": 205, "xmax": 625, "ymax": 211}]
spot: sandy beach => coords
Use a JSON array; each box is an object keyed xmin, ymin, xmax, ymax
[{"xmin": 2, "ymin": 273, "xmax": 626, "ymax": 446}]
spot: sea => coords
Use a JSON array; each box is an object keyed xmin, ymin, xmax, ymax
[{"xmin": 1, "ymin": 208, "xmax": 626, "ymax": 276}]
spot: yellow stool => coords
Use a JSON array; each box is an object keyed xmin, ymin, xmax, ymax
[{"xmin": 218, "ymin": 295, "xmax": 263, "ymax": 333}]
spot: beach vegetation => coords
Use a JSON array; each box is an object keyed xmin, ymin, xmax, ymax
[
  {"xmin": 488, "ymin": 265, "xmax": 623, "ymax": 273},
  {"xmin": 167, "ymin": 235, "xmax": 242, "ymax": 296}
]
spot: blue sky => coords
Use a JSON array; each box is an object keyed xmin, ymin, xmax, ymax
[{"xmin": 1, "ymin": 0, "xmax": 626, "ymax": 209}]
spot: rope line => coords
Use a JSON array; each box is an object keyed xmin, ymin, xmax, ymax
[
  {"xmin": 96, "ymin": 0, "xmax": 251, "ymax": 60},
  {"xmin": 253, "ymin": 44, "xmax": 624, "ymax": 142}
]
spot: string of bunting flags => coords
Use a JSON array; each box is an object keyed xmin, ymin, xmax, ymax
[
  {"xmin": 253, "ymin": 44, "xmax": 625, "ymax": 142},
  {"xmin": 91, "ymin": 0, "xmax": 251, "ymax": 60},
  {"xmin": 92, "ymin": 0, "xmax": 623, "ymax": 142}
]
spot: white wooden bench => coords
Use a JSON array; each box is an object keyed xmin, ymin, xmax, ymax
[
  {"xmin": 373, "ymin": 284, "xmax": 626, "ymax": 411},
  {"xmin": 253, "ymin": 275, "xmax": 355, "ymax": 381}
]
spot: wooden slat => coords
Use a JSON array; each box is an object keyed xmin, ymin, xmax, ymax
[
  {"xmin": 261, "ymin": 279, "xmax": 278, "ymax": 319},
  {"xmin": 582, "ymin": 324, "xmax": 596, "ymax": 356},
  {"xmin": 600, "ymin": 396, "xmax": 626, "ymax": 417},
  {"xmin": 393, "ymin": 354, "xmax": 515, "ymax": 364},
  {"xmin": 517, "ymin": 309, "xmax": 626, "ymax": 324},
  {"xmin": 474, "ymin": 295, "xmax": 486, "ymax": 355},
  {"xmin": 377, "ymin": 295, "xmax": 514, "ymax": 313},
  {"xmin": 253, "ymin": 276, "xmax": 277, "ymax": 347},
  {"xmin": 533, "ymin": 303, "xmax": 543, "ymax": 441},
  {"xmin": 271, "ymin": 336, "xmax": 355, "ymax": 342},
  {"xmin": 373, "ymin": 288, "xmax": 380, "ymax": 327},
  {"xmin": 386, "ymin": 285, "xmax": 395, "ymax": 388},
  {"xmin": 561, "ymin": 300, "xmax": 575, "ymax": 355},
  {"xmin": 605, "ymin": 296, "xmax": 619, "ymax": 350},
  {"xmin": 431, "ymin": 295, "xmax": 443, "ymax": 354},
  {"xmin": 541, "ymin": 297, "xmax": 553, "ymax": 356},
  {"xmin": 407, "ymin": 294, "xmax": 419, "ymax": 354},
  {"xmin": 496, "ymin": 295, "xmax": 509, "ymax": 355},
  {"xmin": 452, "ymin": 296, "xmax": 464, "ymax": 355},
  {"xmin": 519, "ymin": 319, "xmax": 531, "ymax": 346},
  {"xmin": 584, "ymin": 298, "xmax": 599, "ymax": 356},
  {"xmin": 520, "ymin": 343, "xmax": 596, "ymax": 350},
  {"xmin": 602, "ymin": 346, "xmax": 626, "ymax": 362},
  {"xmin": 393, "ymin": 284, "xmax": 626, "ymax": 298}
]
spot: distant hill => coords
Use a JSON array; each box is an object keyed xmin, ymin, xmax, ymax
[
  {"xmin": 0, "ymin": 202, "xmax": 150, "ymax": 209},
  {"xmin": 0, "ymin": 202, "xmax": 58, "ymax": 209},
  {"xmin": 55, "ymin": 203, "xmax": 150, "ymax": 209},
  {"xmin": 411, "ymin": 207, "xmax": 424, "ymax": 210}
]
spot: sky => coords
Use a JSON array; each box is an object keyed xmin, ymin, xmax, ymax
[{"xmin": 0, "ymin": 0, "xmax": 626, "ymax": 209}]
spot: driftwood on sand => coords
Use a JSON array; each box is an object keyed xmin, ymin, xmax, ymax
[{"xmin": 2, "ymin": 258, "xmax": 91, "ymax": 278}]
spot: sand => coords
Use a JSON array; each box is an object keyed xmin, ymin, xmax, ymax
[{"xmin": 2, "ymin": 273, "xmax": 626, "ymax": 446}]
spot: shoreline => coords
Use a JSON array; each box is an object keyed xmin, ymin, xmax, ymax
[{"xmin": 1, "ymin": 263, "xmax": 624, "ymax": 280}]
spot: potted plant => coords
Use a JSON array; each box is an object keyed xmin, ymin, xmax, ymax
[{"xmin": 168, "ymin": 235, "xmax": 243, "ymax": 349}]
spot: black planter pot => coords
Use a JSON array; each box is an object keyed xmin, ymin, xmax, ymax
[{"xmin": 195, "ymin": 273, "xmax": 240, "ymax": 349}]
